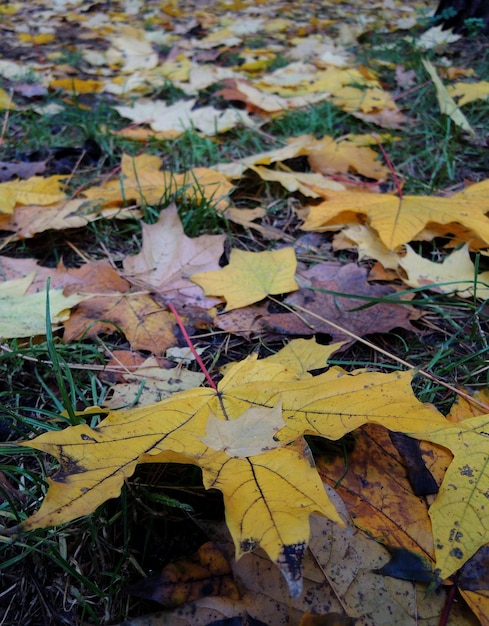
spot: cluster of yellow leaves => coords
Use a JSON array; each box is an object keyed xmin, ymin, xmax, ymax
[
  {"xmin": 304, "ymin": 179, "xmax": 489, "ymax": 299},
  {"xmin": 13, "ymin": 337, "xmax": 456, "ymax": 596},
  {"xmin": 14, "ymin": 332, "xmax": 489, "ymax": 597},
  {"xmin": 4, "ymin": 0, "xmax": 489, "ymax": 615}
]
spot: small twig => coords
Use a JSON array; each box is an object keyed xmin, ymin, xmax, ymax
[
  {"xmin": 0, "ymin": 89, "xmax": 13, "ymax": 147},
  {"xmin": 371, "ymin": 133, "xmax": 403, "ymax": 197},
  {"xmin": 60, "ymin": 149, "xmax": 87, "ymax": 192},
  {"xmin": 279, "ymin": 298, "xmax": 489, "ymax": 413},
  {"xmin": 167, "ymin": 302, "xmax": 217, "ymax": 391},
  {"xmin": 438, "ymin": 575, "xmax": 458, "ymax": 626}
]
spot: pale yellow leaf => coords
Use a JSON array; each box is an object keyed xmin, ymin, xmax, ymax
[
  {"xmin": 191, "ymin": 247, "xmax": 299, "ymax": 311},
  {"xmin": 422, "ymin": 59, "xmax": 474, "ymax": 134},
  {"xmin": 448, "ymin": 80, "xmax": 489, "ymax": 106},
  {"xmin": 0, "ymin": 274, "xmax": 87, "ymax": 338},
  {"xmin": 201, "ymin": 400, "xmax": 285, "ymax": 458},
  {"xmin": 250, "ymin": 165, "xmax": 345, "ymax": 197},
  {"xmin": 399, "ymin": 244, "xmax": 489, "ymax": 299}
]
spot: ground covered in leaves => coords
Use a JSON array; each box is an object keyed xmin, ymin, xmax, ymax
[{"xmin": 2, "ymin": 0, "xmax": 489, "ymax": 625}]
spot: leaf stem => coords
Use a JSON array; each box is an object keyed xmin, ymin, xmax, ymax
[
  {"xmin": 167, "ymin": 302, "xmax": 217, "ymax": 391},
  {"xmin": 372, "ymin": 133, "xmax": 403, "ymax": 197}
]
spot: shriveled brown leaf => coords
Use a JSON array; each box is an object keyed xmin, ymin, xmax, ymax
[
  {"xmin": 64, "ymin": 292, "xmax": 178, "ymax": 354},
  {"xmin": 220, "ymin": 262, "xmax": 416, "ymax": 346}
]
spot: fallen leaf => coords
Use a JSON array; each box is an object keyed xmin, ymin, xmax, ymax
[
  {"xmin": 332, "ymin": 224, "xmax": 399, "ymax": 270},
  {"xmin": 399, "ymin": 243, "xmax": 489, "ymax": 299},
  {"xmin": 103, "ymin": 356, "xmax": 205, "ymax": 409},
  {"xmin": 82, "ymin": 154, "xmax": 233, "ymax": 211},
  {"xmin": 0, "ymin": 273, "xmax": 87, "ymax": 339},
  {"xmin": 306, "ymin": 135, "xmax": 388, "ymax": 180},
  {"xmin": 264, "ymin": 262, "xmax": 416, "ymax": 345},
  {"xmin": 123, "ymin": 203, "xmax": 225, "ymax": 308},
  {"xmin": 422, "ymin": 59, "xmax": 474, "ymax": 134},
  {"xmin": 459, "ymin": 547, "xmax": 489, "ymax": 626},
  {"xmin": 11, "ymin": 340, "xmax": 447, "ymax": 597},
  {"xmin": 191, "ymin": 247, "xmax": 299, "ymax": 311},
  {"xmin": 115, "ymin": 98, "xmax": 258, "ymax": 136},
  {"xmin": 128, "ymin": 541, "xmax": 239, "ymax": 607},
  {"xmin": 201, "ymin": 400, "xmax": 285, "ymax": 458},
  {"xmin": 448, "ymin": 80, "xmax": 489, "ymax": 106},
  {"xmin": 301, "ymin": 180, "xmax": 489, "ymax": 251},
  {"xmin": 250, "ymin": 165, "xmax": 345, "ymax": 197},
  {"xmin": 408, "ymin": 414, "xmax": 489, "ymax": 580},
  {"xmin": 217, "ymin": 78, "xmax": 331, "ymax": 113},
  {"xmin": 64, "ymin": 292, "xmax": 179, "ymax": 355},
  {"xmin": 0, "ymin": 175, "xmax": 66, "ymax": 213},
  {"xmin": 0, "ymin": 160, "xmax": 46, "ymax": 182},
  {"xmin": 319, "ymin": 424, "xmax": 435, "ymax": 563},
  {"xmin": 106, "ymin": 26, "xmax": 158, "ymax": 73},
  {"xmin": 0, "ymin": 198, "xmax": 139, "ymax": 239}
]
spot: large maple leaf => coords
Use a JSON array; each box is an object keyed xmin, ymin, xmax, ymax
[
  {"xmin": 302, "ymin": 180, "xmax": 489, "ymax": 251},
  {"xmin": 11, "ymin": 339, "xmax": 447, "ymax": 597},
  {"xmin": 408, "ymin": 416, "xmax": 489, "ymax": 581}
]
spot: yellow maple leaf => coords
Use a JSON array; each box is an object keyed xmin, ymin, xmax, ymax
[
  {"xmin": 18, "ymin": 33, "xmax": 55, "ymax": 45},
  {"xmin": 332, "ymin": 85, "xmax": 397, "ymax": 113},
  {"xmin": 448, "ymin": 80, "xmax": 489, "ymax": 106},
  {"xmin": 334, "ymin": 224, "xmax": 399, "ymax": 269},
  {"xmin": 0, "ymin": 175, "xmax": 67, "ymax": 214},
  {"xmin": 0, "ymin": 87, "xmax": 13, "ymax": 110},
  {"xmin": 82, "ymin": 154, "xmax": 234, "ymax": 210},
  {"xmin": 50, "ymin": 78, "xmax": 105, "ymax": 93},
  {"xmin": 408, "ymin": 415, "xmax": 489, "ymax": 580},
  {"xmin": 191, "ymin": 247, "xmax": 299, "ymax": 311},
  {"xmin": 399, "ymin": 244, "xmax": 489, "ymax": 299},
  {"xmin": 11, "ymin": 339, "xmax": 446, "ymax": 597},
  {"xmin": 306, "ymin": 135, "xmax": 388, "ymax": 180},
  {"xmin": 302, "ymin": 180, "xmax": 489, "ymax": 251}
]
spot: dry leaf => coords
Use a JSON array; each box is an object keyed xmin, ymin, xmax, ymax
[
  {"xmin": 399, "ymin": 243, "xmax": 489, "ymax": 299},
  {"xmin": 302, "ymin": 180, "xmax": 489, "ymax": 251},
  {"xmin": 11, "ymin": 340, "xmax": 447, "ymax": 597},
  {"xmin": 123, "ymin": 203, "xmax": 225, "ymax": 308},
  {"xmin": 423, "ymin": 59, "xmax": 474, "ymax": 134},
  {"xmin": 0, "ymin": 175, "xmax": 66, "ymax": 214},
  {"xmin": 265, "ymin": 262, "xmax": 416, "ymax": 345},
  {"xmin": 201, "ymin": 400, "xmax": 285, "ymax": 458},
  {"xmin": 191, "ymin": 247, "xmax": 299, "ymax": 311},
  {"xmin": 0, "ymin": 273, "xmax": 87, "ymax": 339}
]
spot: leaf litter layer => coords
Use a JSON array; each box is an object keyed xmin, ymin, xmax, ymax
[{"xmin": 2, "ymin": 0, "xmax": 489, "ymax": 624}]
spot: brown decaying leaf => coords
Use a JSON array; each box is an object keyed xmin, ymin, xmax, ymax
[
  {"xmin": 140, "ymin": 487, "xmax": 460, "ymax": 626},
  {"xmin": 318, "ymin": 424, "xmax": 435, "ymax": 563},
  {"xmin": 128, "ymin": 542, "xmax": 239, "ymax": 608},
  {"xmin": 256, "ymin": 262, "xmax": 415, "ymax": 345},
  {"xmin": 64, "ymin": 292, "xmax": 178, "ymax": 355},
  {"xmin": 0, "ymin": 199, "xmax": 140, "ymax": 240},
  {"xmin": 0, "ymin": 257, "xmax": 129, "ymax": 295},
  {"xmin": 0, "ymin": 160, "xmax": 46, "ymax": 182}
]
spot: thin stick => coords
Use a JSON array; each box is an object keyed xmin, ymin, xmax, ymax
[
  {"xmin": 0, "ymin": 89, "xmax": 13, "ymax": 147},
  {"xmin": 167, "ymin": 302, "xmax": 217, "ymax": 391},
  {"xmin": 278, "ymin": 298, "xmax": 489, "ymax": 413},
  {"xmin": 372, "ymin": 133, "xmax": 403, "ymax": 197}
]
